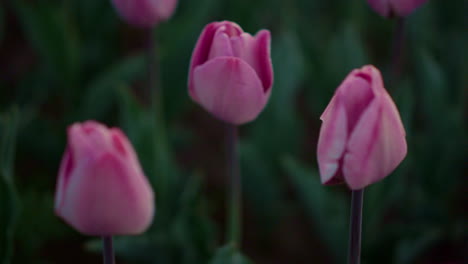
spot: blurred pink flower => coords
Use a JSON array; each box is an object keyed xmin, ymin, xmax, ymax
[
  {"xmin": 317, "ymin": 65, "xmax": 407, "ymax": 190},
  {"xmin": 188, "ymin": 21, "xmax": 273, "ymax": 125},
  {"xmin": 366, "ymin": 0, "xmax": 428, "ymax": 17},
  {"xmin": 55, "ymin": 121, "xmax": 154, "ymax": 235},
  {"xmin": 111, "ymin": 0, "xmax": 177, "ymax": 27}
]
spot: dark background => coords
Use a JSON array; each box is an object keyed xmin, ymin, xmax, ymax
[{"xmin": 0, "ymin": 0, "xmax": 467, "ymax": 263}]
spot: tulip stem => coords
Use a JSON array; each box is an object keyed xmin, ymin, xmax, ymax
[
  {"xmin": 226, "ymin": 124, "xmax": 241, "ymax": 248},
  {"xmin": 390, "ymin": 17, "xmax": 406, "ymax": 87},
  {"xmin": 347, "ymin": 189, "xmax": 364, "ymax": 264},
  {"xmin": 102, "ymin": 236, "xmax": 115, "ymax": 264}
]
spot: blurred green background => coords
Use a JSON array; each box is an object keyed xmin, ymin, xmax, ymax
[{"xmin": 0, "ymin": 0, "xmax": 467, "ymax": 263}]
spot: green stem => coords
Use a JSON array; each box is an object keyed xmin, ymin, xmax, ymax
[{"xmin": 226, "ymin": 124, "xmax": 241, "ymax": 247}]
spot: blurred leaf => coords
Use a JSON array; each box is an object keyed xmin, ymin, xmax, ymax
[
  {"xmin": 249, "ymin": 29, "xmax": 304, "ymax": 157},
  {"xmin": 0, "ymin": 109, "xmax": 20, "ymax": 264},
  {"xmin": 240, "ymin": 142, "xmax": 284, "ymax": 230},
  {"xmin": 80, "ymin": 54, "xmax": 145, "ymax": 119},
  {"xmin": 13, "ymin": 0, "xmax": 79, "ymax": 85},
  {"xmin": 209, "ymin": 244, "xmax": 253, "ymax": 264},
  {"xmin": 117, "ymin": 85, "xmax": 176, "ymax": 202},
  {"xmin": 415, "ymin": 49, "xmax": 448, "ymax": 130},
  {"xmin": 394, "ymin": 229, "xmax": 442, "ymax": 264},
  {"xmin": 283, "ymin": 157, "xmax": 347, "ymax": 263}
]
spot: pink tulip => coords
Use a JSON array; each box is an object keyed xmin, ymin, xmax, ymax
[
  {"xmin": 188, "ymin": 21, "xmax": 273, "ymax": 125},
  {"xmin": 317, "ymin": 65, "xmax": 407, "ymax": 190},
  {"xmin": 366, "ymin": 0, "xmax": 428, "ymax": 18},
  {"xmin": 54, "ymin": 121, "xmax": 154, "ymax": 235},
  {"xmin": 111, "ymin": 0, "xmax": 177, "ymax": 27}
]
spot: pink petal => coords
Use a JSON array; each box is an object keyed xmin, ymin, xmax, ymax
[
  {"xmin": 391, "ymin": 0, "xmax": 427, "ymax": 16},
  {"xmin": 343, "ymin": 94, "xmax": 407, "ymax": 190},
  {"xmin": 317, "ymin": 94, "xmax": 348, "ymax": 185},
  {"xmin": 188, "ymin": 22, "xmax": 244, "ymax": 99},
  {"xmin": 208, "ymin": 28, "xmax": 234, "ymax": 60},
  {"xmin": 192, "ymin": 57, "xmax": 267, "ymax": 125},
  {"xmin": 230, "ymin": 30, "xmax": 273, "ymax": 92},
  {"xmin": 58, "ymin": 153, "xmax": 154, "ymax": 235},
  {"xmin": 337, "ymin": 71, "xmax": 375, "ymax": 133},
  {"xmin": 54, "ymin": 148, "xmax": 73, "ymax": 210},
  {"xmin": 111, "ymin": 0, "xmax": 177, "ymax": 27}
]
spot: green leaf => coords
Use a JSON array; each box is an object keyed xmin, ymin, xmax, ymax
[
  {"xmin": 80, "ymin": 54, "xmax": 146, "ymax": 119},
  {"xmin": 240, "ymin": 142, "xmax": 284, "ymax": 230},
  {"xmin": 209, "ymin": 244, "xmax": 254, "ymax": 264},
  {"xmin": 283, "ymin": 157, "xmax": 347, "ymax": 263},
  {"xmin": 13, "ymin": 1, "xmax": 79, "ymax": 85},
  {"xmin": 0, "ymin": 109, "xmax": 20, "ymax": 264}
]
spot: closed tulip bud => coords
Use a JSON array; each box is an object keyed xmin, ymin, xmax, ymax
[
  {"xmin": 111, "ymin": 0, "xmax": 177, "ymax": 27},
  {"xmin": 366, "ymin": 0, "xmax": 428, "ymax": 18},
  {"xmin": 188, "ymin": 21, "xmax": 273, "ymax": 125},
  {"xmin": 317, "ymin": 65, "xmax": 407, "ymax": 190},
  {"xmin": 54, "ymin": 121, "xmax": 154, "ymax": 235}
]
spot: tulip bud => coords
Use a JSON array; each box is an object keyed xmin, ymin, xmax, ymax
[
  {"xmin": 366, "ymin": 0, "xmax": 428, "ymax": 18},
  {"xmin": 317, "ymin": 65, "xmax": 407, "ymax": 190},
  {"xmin": 54, "ymin": 121, "xmax": 154, "ymax": 235},
  {"xmin": 188, "ymin": 21, "xmax": 273, "ymax": 125},
  {"xmin": 111, "ymin": 0, "xmax": 177, "ymax": 27}
]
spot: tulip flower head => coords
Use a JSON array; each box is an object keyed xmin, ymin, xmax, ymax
[
  {"xmin": 366, "ymin": 0, "xmax": 428, "ymax": 18},
  {"xmin": 317, "ymin": 65, "xmax": 407, "ymax": 190},
  {"xmin": 111, "ymin": 0, "xmax": 178, "ymax": 27},
  {"xmin": 55, "ymin": 121, "xmax": 154, "ymax": 235},
  {"xmin": 188, "ymin": 21, "xmax": 273, "ymax": 125}
]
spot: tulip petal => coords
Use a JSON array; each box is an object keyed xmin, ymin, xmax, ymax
[
  {"xmin": 231, "ymin": 30, "xmax": 273, "ymax": 92},
  {"xmin": 54, "ymin": 148, "xmax": 73, "ymax": 210},
  {"xmin": 59, "ymin": 153, "xmax": 154, "ymax": 235},
  {"xmin": 391, "ymin": 0, "xmax": 427, "ymax": 16},
  {"xmin": 192, "ymin": 57, "xmax": 267, "ymax": 124},
  {"xmin": 338, "ymin": 73, "xmax": 374, "ymax": 132},
  {"xmin": 343, "ymin": 94, "xmax": 407, "ymax": 190},
  {"xmin": 317, "ymin": 94, "xmax": 348, "ymax": 185},
  {"xmin": 208, "ymin": 28, "xmax": 234, "ymax": 60}
]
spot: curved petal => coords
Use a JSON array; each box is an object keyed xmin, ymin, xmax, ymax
[
  {"xmin": 317, "ymin": 94, "xmax": 348, "ymax": 185},
  {"xmin": 230, "ymin": 30, "xmax": 273, "ymax": 92},
  {"xmin": 54, "ymin": 148, "xmax": 73, "ymax": 210},
  {"xmin": 343, "ymin": 95, "xmax": 407, "ymax": 190},
  {"xmin": 192, "ymin": 57, "xmax": 267, "ymax": 125},
  {"xmin": 188, "ymin": 22, "xmax": 243, "ymax": 99},
  {"xmin": 58, "ymin": 153, "xmax": 154, "ymax": 235},
  {"xmin": 152, "ymin": 0, "xmax": 178, "ymax": 21}
]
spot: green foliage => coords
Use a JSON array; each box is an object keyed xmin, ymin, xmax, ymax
[
  {"xmin": 0, "ymin": 109, "xmax": 20, "ymax": 264},
  {"xmin": 0, "ymin": 0, "xmax": 466, "ymax": 263}
]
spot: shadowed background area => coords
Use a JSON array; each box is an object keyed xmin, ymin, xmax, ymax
[{"xmin": 0, "ymin": 0, "xmax": 467, "ymax": 263}]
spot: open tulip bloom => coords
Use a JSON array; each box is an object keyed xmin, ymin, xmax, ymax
[
  {"xmin": 55, "ymin": 121, "xmax": 154, "ymax": 264},
  {"xmin": 188, "ymin": 21, "xmax": 273, "ymax": 125},
  {"xmin": 317, "ymin": 65, "xmax": 407, "ymax": 264}
]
